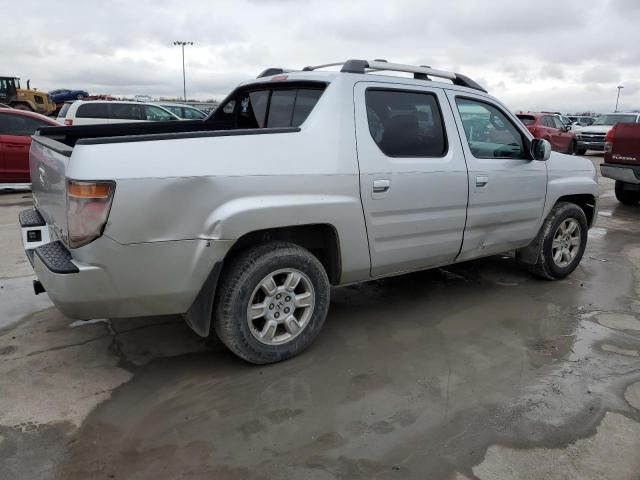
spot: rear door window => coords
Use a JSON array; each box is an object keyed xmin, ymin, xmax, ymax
[
  {"xmin": 76, "ymin": 103, "xmax": 109, "ymax": 119},
  {"xmin": 110, "ymin": 103, "xmax": 145, "ymax": 120},
  {"xmin": 365, "ymin": 89, "xmax": 447, "ymax": 157}
]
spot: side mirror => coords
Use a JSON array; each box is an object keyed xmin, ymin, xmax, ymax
[
  {"xmin": 531, "ymin": 138, "xmax": 551, "ymax": 161},
  {"xmin": 564, "ymin": 125, "xmax": 571, "ymax": 132}
]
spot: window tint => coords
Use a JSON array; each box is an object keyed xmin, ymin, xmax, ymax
[
  {"xmin": 551, "ymin": 117, "xmax": 565, "ymax": 129},
  {"xmin": 144, "ymin": 105, "xmax": 175, "ymax": 121},
  {"xmin": 161, "ymin": 105, "xmax": 181, "ymax": 117},
  {"xmin": 456, "ymin": 98, "xmax": 525, "ymax": 159},
  {"xmin": 291, "ymin": 89, "xmax": 323, "ymax": 126},
  {"xmin": 267, "ymin": 90, "xmax": 296, "ymax": 127},
  {"xmin": 0, "ymin": 113, "xmax": 51, "ymax": 136},
  {"xmin": 57, "ymin": 102, "xmax": 72, "ymax": 118},
  {"xmin": 110, "ymin": 103, "xmax": 144, "ymax": 120},
  {"xmin": 184, "ymin": 107, "xmax": 205, "ymax": 120},
  {"xmin": 365, "ymin": 89, "xmax": 446, "ymax": 157},
  {"xmin": 237, "ymin": 90, "xmax": 269, "ymax": 128},
  {"xmin": 76, "ymin": 103, "xmax": 109, "ymax": 119},
  {"xmin": 516, "ymin": 115, "xmax": 536, "ymax": 126}
]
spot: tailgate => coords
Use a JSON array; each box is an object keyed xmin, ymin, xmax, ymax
[
  {"xmin": 29, "ymin": 135, "xmax": 73, "ymax": 246},
  {"xmin": 610, "ymin": 123, "xmax": 640, "ymax": 165}
]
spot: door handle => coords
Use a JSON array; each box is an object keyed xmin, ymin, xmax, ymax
[
  {"xmin": 372, "ymin": 179, "xmax": 390, "ymax": 193},
  {"xmin": 475, "ymin": 175, "xmax": 489, "ymax": 187}
]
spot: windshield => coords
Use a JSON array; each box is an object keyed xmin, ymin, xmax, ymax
[{"xmin": 593, "ymin": 114, "xmax": 638, "ymax": 125}]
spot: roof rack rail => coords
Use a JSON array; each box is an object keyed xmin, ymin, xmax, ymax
[
  {"xmin": 256, "ymin": 68, "xmax": 296, "ymax": 78},
  {"xmin": 300, "ymin": 59, "xmax": 487, "ymax": 92}
]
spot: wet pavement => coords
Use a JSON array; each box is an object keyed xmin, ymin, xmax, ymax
[{"xmin": 1, "ymin": 156, "xmax": 640, "ymax": 479}]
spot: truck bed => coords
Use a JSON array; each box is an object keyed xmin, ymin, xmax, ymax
[{"xmin": 36, "ymin": 119, "xmax": 225, "ymax": 148}]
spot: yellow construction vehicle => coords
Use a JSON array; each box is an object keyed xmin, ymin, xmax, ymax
[{"xmin": 0, "ymin": 76, "xmax": 56, "ymax": 115}]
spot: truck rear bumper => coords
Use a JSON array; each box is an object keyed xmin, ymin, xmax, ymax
[
  {"xmin": 20, "ymin": 208, "xmax": 232, "ymax": 320},
  {"xmin": 600, "ymin": 163, "xmax": 640, "ymax": 185}
]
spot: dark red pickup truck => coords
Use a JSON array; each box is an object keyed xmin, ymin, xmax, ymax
[{"xmin": 600, "ymin": 122, "xmax": 640, "ymax": 205}]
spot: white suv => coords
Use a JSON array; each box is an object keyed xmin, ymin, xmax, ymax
[{"xmin": 56, "ymin": 100, "xmax": 180, "ymax": 126}]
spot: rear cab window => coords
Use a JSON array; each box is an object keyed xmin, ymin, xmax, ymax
[
  {"xmin": 516, "ymin": 115, "xmax": 536, "ymax": 126},
  {"xmin": 209, "ymin": 81, "xmax": 326, "ymax": 130},
  {"xmin": 57, "ymin": 102, "xmax": 72, "ymax": 119}
]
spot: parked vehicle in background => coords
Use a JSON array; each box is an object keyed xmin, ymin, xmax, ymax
[
  {"xmin": 56, "ymin": 100, "xmax": 180, "ymax": 125},
  {"xmin": 0, "ymin": 107, "xmax": 58, "ymax": 189},
  {"xmin": 574, "ymin": 113, "xmax": 640, "ymax": 155},
  {"xmin": 159, "ymin": 103, "xmax": 207, "ymax": 119},
  {"xmin": 568, "ymin": 115, "xmax": 595, "ymax": 127},
  {"xmin": 557, "ymin": 114, "xmax": 573, "ymax": 129},
  {"xmin": 516, "ymin": 112, "xmax": 577, "ymax": 154},
  {"xmin": 19, "ymin": 58, "xmax": 598, "ymax": 364},
  {"xmin": 49, "ymin": 89, "xmax": 89, "ymax": 103},
  {"xmin": 0, "ymin": 76, "xmax": 56, "ymax": 115},
  {"xmin": 133, "ymin": 94, "xmax": 153, "ymax": 102},
  {"xmin": 600, "ymin": 122, "xmax": 640, "ymax": 205}
]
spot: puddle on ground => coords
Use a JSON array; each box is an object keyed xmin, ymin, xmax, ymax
[
  {"xmin": 601, "ymin": 344, "xmax": 639, "ymax": 357},
  {"xmin": 588, "ymin": 227, "xmax": 608, "ymax": 237},
  {"xmin": 596, "ymin": 313, "xmax": 640, "ymax": 331}
]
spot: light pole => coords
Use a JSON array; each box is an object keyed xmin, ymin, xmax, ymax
[
  {"xmin": 173, "ymin": 41, "xmax": 193, "ymax": 101},
  {"xmin": 615, "ymin": 85, "xmax": 624, "ymax": 112}
]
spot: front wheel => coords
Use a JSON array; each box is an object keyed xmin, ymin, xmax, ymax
[
  {"xmin": 576, "ymin": 147, "xmax": 587, "ymax": 155},
  {"xmin": 214, "ymin": 242, "xmax": 330, "ymax": 364},
  {"xmin": 566, "ymin": 140, "xmax": 576, "ymax": 155},
  {"xmin": 528, "ymin": 202, "xmax": 588, "ymax": 280},
  {"xmin": 615, "ymin": 181, "xmax": 640, "ymax": 205}
]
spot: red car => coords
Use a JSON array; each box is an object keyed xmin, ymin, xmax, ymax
[
  {"xmin": 0, "ymin": 108, "xmax": 59, "ymax": 188},
  {"xmin": 516, "ymin": 112, "xmax": 577, "ymax": 154}
]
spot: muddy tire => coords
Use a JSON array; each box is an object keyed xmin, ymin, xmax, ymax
[
  {"xmin": 528, "ymin": 202, "xmax": 588, "ymax": 280},
  {"xmin": 615, "ymin": 181, "xmax": 640, "ymax": 205},
  {"xmin": 213, "ymin": 241, "xmax": 330, "ymax": 364}
]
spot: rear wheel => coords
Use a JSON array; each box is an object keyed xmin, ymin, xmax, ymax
[
  {"xmin": 213, "ymin": 241, "xmax": 330, "ymax": 364},
  {"xmin": 76, "ymin": 93, "xmax": 85, "ymax": 100},
  {"xmin": 528, "ymin": 202, "xmax": 588, "ymax": 280},
  {"xmin": 12, "ymin": 103, "xmax": 32, "ymax": 111},
  {"xmin": 615, "ymin": 181, "xmax": 640, "ymax": 205}
]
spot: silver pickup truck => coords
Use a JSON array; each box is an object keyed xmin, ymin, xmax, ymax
[{"xmin": 19, "ymin": 59, "xmax": 598, "ymax": 364}]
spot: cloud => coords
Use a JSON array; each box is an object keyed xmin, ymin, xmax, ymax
[{"xmin": 1, "ymin": 0, "xmax": 639, "ymax": 112}]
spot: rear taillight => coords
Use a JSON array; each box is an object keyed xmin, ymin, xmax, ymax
[
  {"xmin": 604, "ymin": 124, "xmax": 617, "ymax": 154},
  {"xmin": 64, "ymin": 119, "xmax": 73, "ymax": 126},
  {"xmin": 66, "ymin": 180, "xmax": 115, "ymax": 248}
]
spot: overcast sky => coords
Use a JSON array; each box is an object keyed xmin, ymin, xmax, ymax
[{"xmin": 3, "ymin": 0, "xmax": 639, "ymax": 113}]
